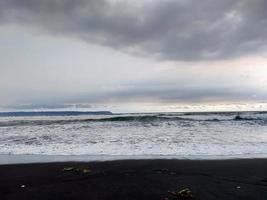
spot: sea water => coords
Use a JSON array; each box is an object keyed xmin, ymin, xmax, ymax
[{"xmin": 0, "ymin": 112, "xmax": 267, "ymax": 162}]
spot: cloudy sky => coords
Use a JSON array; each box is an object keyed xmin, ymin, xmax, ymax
[{"xmin": 1, "ymin": 0, "xmax": 267, "ymax": 112}]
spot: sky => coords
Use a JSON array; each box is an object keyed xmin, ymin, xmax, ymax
[{"xmin": 1, "ymin": 0, "xmax": 267, "ymax": 112}]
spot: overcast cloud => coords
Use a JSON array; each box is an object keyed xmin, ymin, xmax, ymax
[
  {"xmin": 0, "ymin": 0, "xmax": 267, "ymax": 111},
  {"xmin": 1, "ymin": 0, "xmax": 267, "ymax": 61}
]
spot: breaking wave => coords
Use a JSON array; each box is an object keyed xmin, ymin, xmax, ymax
[
  {"xmin": 1, "ymin": 112, "xmax": 267, "ymax": 127},
  {"xmin": 1, "ymin": 111, "xmax": 267, "ymax": 157}
]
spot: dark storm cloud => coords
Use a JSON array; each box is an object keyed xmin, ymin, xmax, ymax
[{"xmin": 1, "ymin": 0, "xmax": 267, "ymax": 61}]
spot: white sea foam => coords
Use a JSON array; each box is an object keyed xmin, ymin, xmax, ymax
[{"xmin": 0, "ymin": 112, "xmax": 267, "ymax": 159}]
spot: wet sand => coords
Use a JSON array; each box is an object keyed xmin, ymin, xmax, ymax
[{"xmin": 1, "ymin": 159, "xmax": 267, "ymax": 200}]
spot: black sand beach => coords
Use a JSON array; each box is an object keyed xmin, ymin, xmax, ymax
[{"xmin": 1, "ymin": 159, "xmax": 267, "ymax": 200}]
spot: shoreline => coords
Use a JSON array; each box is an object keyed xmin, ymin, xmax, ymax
[
  {"xmin": 1, "ymin": 159, "xmax": 267, "ymax": 199},
  {"xmin": 1, "ymin": 154, "xmax": 267, "ymax": 165}
]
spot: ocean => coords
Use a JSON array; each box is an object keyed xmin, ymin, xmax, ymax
[{"xmin": 1, "ymin": 111, "xmax": 267, "ymax": 162}]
